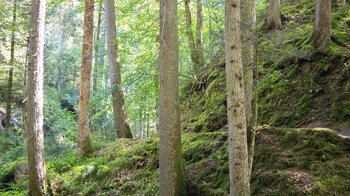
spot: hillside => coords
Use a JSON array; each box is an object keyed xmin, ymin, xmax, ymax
[{"xmin": 1, "ymin": 0, "xmax": 350, "ymax": 195}]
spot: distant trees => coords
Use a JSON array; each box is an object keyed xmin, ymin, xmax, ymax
[
  {"xmin": 77, "ymin": 0, "xmax": 93, "ymax": 156},
  {"xmin": 105, "ymin": 0, "xmax": 133, "ymax": 138},
  {"xmin": 184, "ymin": 0, "xmax": 198, "ymax": 73},
  {"xmin": 196, "ymin": 0, "xmax": 205, "ymax": 69},
  {"xmin": 27, "ymin": 0, "xmax": 47, "ymax": 194},
  {"xmin": 5, "ymin": 0, "xmax": 17, "ymax": 143},
  {"xmin": 184, "ymin": 0, "xmax": 205, "ymax": 76},
  {"xmin": 225, "ymin": 0, "xmax": 251, "ymax": 195},
  {"xmin": 92, "ymin": 1, "xmax": 103, "ymax": 118},
  {"xmin": 312, "ymin": 0, "xmax": 332, "ymax": 53},
  {"xmin": 159, "ymin": 0, "xmax": 186, "ymax": 194},
  {"xmin": 266, "ymin": 0, "xmax": 281, "ymax": 30}
]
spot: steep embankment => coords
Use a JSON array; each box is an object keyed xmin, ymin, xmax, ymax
[{"xmin": 182, "ymin": 0, "xmax": 350, "ymax": 133}]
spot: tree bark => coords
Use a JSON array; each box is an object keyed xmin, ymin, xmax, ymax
[
  {"xmin": 266, "ymin": 0, "xmax": 281, "ymax": 30},
  {"xmin": 5, "ymin": 0, "xmax": 17, "ymax": 132},
  {"xmin": 225, "ymin": 0, "xmax": 250, "ymax": 195},
  {"xmin": 27, "ymin": 0, "xmax": 47, "ymax": 195},
  {"xmin": 184, "ymin": 0, "xmax": 199, "ymax": 74},
  {"xmin": 105, "ymin": 0, "xmax": 133, "ymax": 138},
  {"xmin": 241, "ymin": 0, "xmax": 256, "ymax": 178},
  {"xmin": 312, "ymin": 0, "xmax": 332, "ymax": 53},
  {"xmin": 159, "ymin": 0, "xmax": 186, "ymax": 195},
  {"xmin": 196, "ymin": 0, "xmax": 205, "ymax": 67},
  {"xmin": 92, "ymin": 1, "xmax": 103, "ymax": 118},
  {"xmin": 77, "ymin": 0, "xmax": 93, "ymax": 156}
]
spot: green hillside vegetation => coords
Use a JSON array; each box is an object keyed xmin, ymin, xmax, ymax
[{"xmin": 1, "ymin": 0, "xmax": 350, "ymax": 195}]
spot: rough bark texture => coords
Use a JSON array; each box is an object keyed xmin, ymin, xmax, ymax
[
  {"xmin": 27, "ymin": 0, "xmax": 47, "ymax": 195},
  {"xmin": 241, "ymin": 0, "xmax": 256, "ymax": 178},
  {"xmin": 225, "ymin": 0, "xmax": 251, "ymax": 195},
  {"xmin": 159, "ymin": 0, "xmax": 186, "ymax": 195},
  {"xmin": 105, "ymin": 0, "xmax": 133, "ymax": 138},
  {"xmin": 312, "ymin": 0, "xmax": 332, "ymax": 53},
  {"xmin": 184, "ymin": 0, "xmax": 199, "ymax": 73},
  {"xmin": 266, "ymin": 0, "xmax": 281, "ymax": 30},
  {"xmin": 77, "ymin": 0, "xmax": 93, "ymax": 156},
  {"xmin": 92, "ymin": 1, "xmax": 103, "ymax": 117},
  {"xmin": 5, "ymin": 0, "xmax": 17, "ymax": 131},
  {"xmin": 196, "ymin": 0, "xmax": 205, "ymax": 67}
]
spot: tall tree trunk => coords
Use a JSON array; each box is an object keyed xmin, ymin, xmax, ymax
[
  {"xmin": 105, "ymin": 0, "xmax": 133, "ymax": 138},
  {"xmin": 77, "ymin": 0, "xmax": 93, "ymax": 156},
  {"xmin": 312, "ymin": 0, "xmax": 332, "ymax": 53},
  {"xmin": 92, "ymin": 0, "xmax": 103, "ymax": 117},
  {"xmin": 159, "ymin": 0, "xmax": 186, "ymax": 195},
  {"xmin": 5, "ymin": 0, "xmax": 17, "ymax": 133},
  {"xmin": 27, "ymin": 0, "xmax": 47, "ymax": 194},
  {"xmin": 266, "ymin": 0, "xmax": 281, "ymax": 30},
  {"xmin": 184, "ymin": 0, "xmax": 199, "ymax": 74},
  {"xmin": 196, "ymin": 0, "xmax": 205, "ymax": 67},
  {"xmin": 146, "ymin": 111, "xmax": 150, "ymax": 138},
  {"xmin": 241, "ymin": 0, "xmax": 256, "ymax": 178},
  {"xmin": 225, "ymin": 0, "xmax": 250, "ymax": 195}
]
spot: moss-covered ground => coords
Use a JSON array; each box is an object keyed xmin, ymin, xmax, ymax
[
  {"xmin": 1, "ymin": 127, "xmax": 349, "ymax": 195},
  {"xmin": 1, "ymin": 0, "xmax": 350, "ymax": 195}
]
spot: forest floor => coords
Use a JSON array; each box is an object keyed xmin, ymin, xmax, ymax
[
  {"xmin": 1, "ymin": 126, "xmax": 350, "ymax": 195},
  {"xmin": 1, "ymin": 0, "xmax": 350, "ymax": 195}
]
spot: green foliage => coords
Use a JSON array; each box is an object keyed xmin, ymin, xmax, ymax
[
  {"xmin": 3, "ymin": 128, "xmax": 349, "ymax": 195},
  {"xmin": 181, "ymin": 65, "xmax": 227, "ymax": 132}
]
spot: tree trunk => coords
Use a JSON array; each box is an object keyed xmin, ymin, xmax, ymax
[
  {"xmin": 184, "ymin": 0, "xmax": 199, "ymax": 74},
  {"xmin": 159, "ymin": 0, "xmax": 186, "ymax": 195},
  {"xmin": 77, "ymin": 0, "xmax": 93, "ymax": 156},
  {"xmin": 5, "ymin": 0, "xmax": 17, "ymax": 133},
  {"xmin": 312, "ymin": 0, "xmax": 332, "ymax": 53},
  {"xmin": 92, "ymin": 1, "xmax": 103, "ymax": 117},
  {"xmin": 196, "ymin": 0, "xmax": 205, "ymax": 67},
  {"xmin": 146, "ymin": 111, "xmax": 150, "ymax": 138},
  {"xmin": 241, "ymin": 0, "xmax": 256, "ymax": 178},
  {"xmin": 225, "ymin": 0, "xmax": 250, "ymax": 195},
  {"xmin": 105, "ymin": 0, "xmax": 133, "ymax": 138},
  {"xmin": 266, "ymin": 0, "xmax": 281, "ymax": 30},
  {"xmin": 27, "ymin": 0, "xmax": 47, "ymax": 195}
]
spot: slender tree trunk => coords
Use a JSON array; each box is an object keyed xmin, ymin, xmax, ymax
[
  {"xmin": 27, "ymin": 0, "xmax": 47, "ymax": 195},
  {"xmin": 266, "ymin": 0, "xmax": 281, "ymax": 30},
  {"xmin": 138, "ymin": 108, "xmax": 143, "ymax": 138},
  {"xmin": 312, "ymin": 0, "xmax": 332, "ymax": 53},
  {"xmin": 225, "ymin": 0, "xmax": 250, "ymax": 195},
  {"xmin": 159, "ymin": 0, "xmax": 186, "ymax": 195},
  {"xmin": 184, "ymin": 0, "xmax": 199, "ymax": 74},
  {"xmin": 24, "ymin": 37, "xmax": 29, "ymax": 90},
  {"xmin": 196, "ymin": 0, "xmax": 205, "ymax": 67},
  {"xmin": 105, "ymin": 0, "xmax": 133, "ymax": 138},
  {"xmin": 5, "ymin": 0, "xmax": 17, "ymax": 133},
  {"xmin": 241, "ymin": 0, "xmax": 256, "ymax": 178},
  {"xmin": 92, "ymin": 0, "xmax": 103, "ymax": 117},
  {"xmin": 146, "ymin": 111, "xmax": 150, "ymax": 138},
  {"xmin": 77, "ymin": 0, "xmax": 93, "ymax": 156}
]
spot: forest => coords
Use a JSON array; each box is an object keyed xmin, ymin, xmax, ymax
[{"xmin": 0, "ymin": 0, "xmax": 350, "ymax": 195}]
